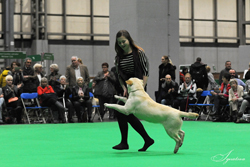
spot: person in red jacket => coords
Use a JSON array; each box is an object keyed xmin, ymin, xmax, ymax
[
  {"xmin": 37, "ymin": 77, "xmax": 66, "ymax": 123},
  {"xmin": 210, "ymin": 73, "xmax": 231, "ymax": 122}
]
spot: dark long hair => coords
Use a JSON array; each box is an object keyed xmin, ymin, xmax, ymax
[{"xmin": 115, "ymin": 30, "xmax": 143, "ymax": 57}]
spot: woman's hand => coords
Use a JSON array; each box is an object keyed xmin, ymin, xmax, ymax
[
  {"xmin": 232, "ymin": 98, "xmax": 238, "ymax": 102},
  {"xmin": 17, "ymin": 83, "xmax": 22, "ymax": 89},
  {"xmin": 123, "ymin": 88, "xmax": 128, "ymax": 97},
  {"xmin": 218, "ymin": 93, "xmax": 224, "ymax": 96},
  {"xmin": 211, "ymin": 91, "xmax": 217, "ymax": 96}
]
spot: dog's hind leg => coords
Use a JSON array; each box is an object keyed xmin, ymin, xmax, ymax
[
  {"xmin": 114, "ymin": 95, "xmax": 128, "ymax": 103},
  {"xmin": 178, "ymin": 130, "xmax": 185, "ymax": 147},
  {"xmin": 163, "ymin": 125, "xmax": 182, "ymax": 154}
]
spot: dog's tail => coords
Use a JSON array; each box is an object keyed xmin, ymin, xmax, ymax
[{"xmin": 179, "ymin": 111, "xmax": 199, "ymax": 119}]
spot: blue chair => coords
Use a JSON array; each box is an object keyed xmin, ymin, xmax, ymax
[
  {"xmin": 89, "ymin": 92, "xmax": 102, "ymax": 122},
  {"xmin": 189, "ymin": 90, "xmax": 214, "ymax": 121},
  {"xmin": 20, "ymin": 93, "xmax": 52, "ymax": 124}
]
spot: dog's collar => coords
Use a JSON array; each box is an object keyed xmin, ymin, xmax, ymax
[{"xmin": 129, "ymin": 88, "xmax": 143, "ymax": 93}]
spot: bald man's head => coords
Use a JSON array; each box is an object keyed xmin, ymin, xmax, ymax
[
  {"xmin": 229, "ymin": 69, "xmax": 236, "ymax": 78},
  {"xmin": 165, "ymin": 74, "xmax": 172, "ymax": 84}
]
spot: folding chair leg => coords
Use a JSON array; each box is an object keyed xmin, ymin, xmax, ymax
[
  {"xmin": 24, "ymin": 110, "xmax": 31, "ymax": 124},
  {"xmin": 95, "ymin": 108, "xmax": 102, "ymax": 122},
  {"xmin": 65, "ymin": 109, "xmax": 68, "ymax": 123},
  {"xmin": 205, "ymin": 110, "xmax": 211, "ymax": 121}
]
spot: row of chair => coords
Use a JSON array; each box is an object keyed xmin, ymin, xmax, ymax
[
  {"xmin": 12, "ymin": 92, "xmax": 102, "ymax": 124},
  {"xmin": 189, "ymin": 90, "xmax": 215, "ymax": 121},
  {"xmin": 188, "ymin": 90, "xmax": 250, "ymax": 121}
]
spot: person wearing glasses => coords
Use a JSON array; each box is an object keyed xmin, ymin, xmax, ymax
[{"xmin": 65, "ymin": 56, "xmax": 90, "ymax": 89}]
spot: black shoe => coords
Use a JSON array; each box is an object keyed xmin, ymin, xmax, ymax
[
  {"xmin": 213, "ymin": 117, "xmax": 221, "ymax": 122},
  {"xmin": 53, "ymin": 120, "xmax": 59, "ymax": 124},
  {"xmin": 225, "ymin": 117, "xmax": 232, "ymax": 122},
  {"xmin": 112, "ymin": 143, "xmax": 129, "ymax": 150},
  {"xmin": 138, "ymin": 138, "xmax": 154, "ymax": 152},
  {"xmin": 68, "ymin": 119, "xmax": 74, "ymax": 123},
  {"xmin": 88, "ymin": 119, "xmax": 93, "ymax": 123}
]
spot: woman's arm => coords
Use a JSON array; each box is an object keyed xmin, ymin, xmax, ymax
[
  {"xmin": 228, "ymin": 89, "xmax": 233, "ymax": 102},
  {"xmin": 37, "ymin": 86, "xmax": 43, "ymax": 96},
  {"xmin": 118, "ymin": 77, "xmax": 127, "ymax": 97},
  {"xmin": 143, "ymin": 76, "xmax": 148, "ymax": 88},
  {"xmin": 49, "ymin": 86, "xmax": 55, "ymax": 93},
  {"xmin": 94, "ymin": 72, "xmax": 104, "ymax": 81}
]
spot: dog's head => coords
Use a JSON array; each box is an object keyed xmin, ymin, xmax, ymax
[{"xmin": 125, "ymin": 78, "xmax": 144, "ymax": 93}]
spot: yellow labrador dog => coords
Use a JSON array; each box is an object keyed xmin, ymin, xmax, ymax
[{"xmin": 104, "ymin": 78, "xmax": 199, "ymax": 154}]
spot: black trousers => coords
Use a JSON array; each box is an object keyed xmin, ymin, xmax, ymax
[
  {"xmin": 73, "ymin": 100, "xmax": 92, "ymax": 120},
  {"xmin": 98, "ymin": 96, "xmax": 114, "ymax": 118},
  {"xmin": 115, "ymin": 100, "xmax": 151, "ymax": 144},
  {"xmin": 7, "ymin": 99, "xmax": 23, "ymax": 123},
  {"xmin": 58, "ymin": 99, "xmax": 74, "ymax": 120},
  {"xmin": 213, "ymin": 95, "xmax": 228, "ymax": 113},
  {"xmin": 173, "ymin": 98, "xmax": 197, "ymax": 111}
]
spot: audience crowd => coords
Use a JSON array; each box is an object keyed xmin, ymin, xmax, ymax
[{"xmin": 0, "ymin": 56, "xmax": 250, "ymax": 124}]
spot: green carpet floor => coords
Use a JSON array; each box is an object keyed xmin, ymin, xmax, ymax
[{"xmin": 0, "ymin": 121, "xmax": 249, "ymax": 167}]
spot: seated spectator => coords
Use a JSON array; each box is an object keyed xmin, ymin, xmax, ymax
[
  {"xmin": 173, "ymin": 73, "xmax": 197, "ymax": 111},
  {"xmin": 0, "ymin": 87, "xmax": 4, "ymax": 124},
  {"xmin": 33, "ymin": 63, "xmax": 44, "ymax": 87},
  {"xmin": 94, "ymin": 62, "xmax": 116, "ymax": 119},
  {"xmin": 206, "ymin": 66, "xmax": 219, "ymax": 90},
  {"xmin": 158, "ymin": 74, "xmax": 178, "ymax": 106},
  {"xmin": 47, "ymin": 64, "xmax": 62, "ymax": 90},
  {"xmin": 157, "ymin": 55, "xmax": 176, "ymax": 103},
  {"xmin": 210, "ymin": 73, "xmax": 231, "ymax": 122},
  {"xmin": 179, "ymin": 67, "xmax": 188, "ymax": 85},
  {"xmin": 228, "ymin": 79, "xmax": 244, "ymax": 122},
  {"xmin": 244, "ymin": 62, "xmax": 250, "ymax": 80},
  {"xmin": 37, "ymin": 77, "xmax": 66, "ymax": 123},
  {"xmin": 89, "ymin": 81, "xmax": 97, "ymax": 95},
  {"xmin": 0, "ymin": 66, "xmax": 11, "ymax": 88},
  {"xmin": 72, "ymin": 77, "xmax": 92, "ymax": 122},
  {"xmin": 245, "ymin": 77, "xmax": 250, "ymax": 93},
  {"xmin": 89, "ymin": 81, "xmax": 99, "ymax": 105},
  {"xmin": 2, "ymin": 75, "xmax": 23, "ymax": 124},
  {"xmin": 237, "ymin": 88, "xmax": 250, "ymax": 123},
  {"xmin": 54, "ymin": 76, "xmax": 74, "ymax": 123},
  {"xmin": 229, "ymin": 69, "xmax": 245, "ymax": 89}
]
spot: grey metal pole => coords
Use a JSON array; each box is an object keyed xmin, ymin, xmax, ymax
[
  {"xmin": 3, "ymin": 0, "xmax": 15, "ymax": 66},
  {"xmin": 9, "ymin": 0, "xmax": 15, "ymax": 52}
]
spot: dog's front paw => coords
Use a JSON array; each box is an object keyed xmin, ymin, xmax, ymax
[
  {"xmin": 104, "ymin": 103, "xmax": 109, "ymax": 107},
  {"xmin": 114, "ymin": 95, "xmax": 120, "ymax": 99}
]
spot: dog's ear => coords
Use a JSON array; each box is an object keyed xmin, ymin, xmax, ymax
[{"xmin": 125, "ymin": 79, "xmax": 133, "ymax": 86}]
